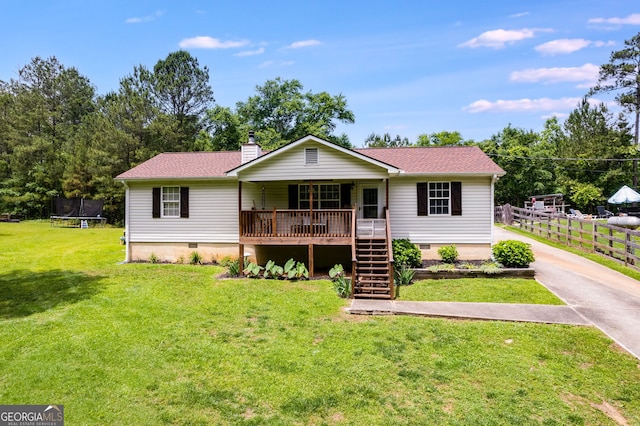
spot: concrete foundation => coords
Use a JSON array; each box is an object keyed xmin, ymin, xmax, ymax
[
  {"xmin": 419, "ymin": 243, "xmax": 492, "ymax": 261},
  {"xmin": 129, "ymin": 242, "xmax": 252, "ymax": 264}
]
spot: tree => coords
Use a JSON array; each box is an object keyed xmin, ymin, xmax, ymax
[
  {"xmin": 122, "ymin": 51, "xmax": 214, "ymax": 152},
  {"xmin": 235, "ymin": 77, "xmax": 355, "ymax": 149},
  {"xmin": 363, "ymin": 132, "xmax": 410, "ymax": 148},
  {"xmin": 0, "ymin": 56, "xmax": 95, "ymax": 217},
  {"xmin": 415, "ymin": 131, "xmax": 471, "ymax": 146},
  {"xmin": 478, "ymin": 125, "xmax": 558, "ymax": 206},
  {"xmin": 198, "ymin": 106, "xmax": 245, "ymax": 151},
  {"xmin": 561, "ymin": 98, "xmax": 633, "ymax": 200},
  {"xmin": 150, "ymin": 50, "xmax": 214, "ymax": 119},
  {"xmin": 589, "ymin": 32, "xmax": 640, "ymax": 185}
]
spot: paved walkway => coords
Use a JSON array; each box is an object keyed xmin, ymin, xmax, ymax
[{"xmin": 348, "ymin": 226, "xmax": 640, "ymax": 359}]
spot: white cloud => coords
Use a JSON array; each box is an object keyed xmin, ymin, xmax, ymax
[
  {"xmin": 125, "ymin": 10, "xmax": 164, "ymax": 24},
  {"xmin": 286, "ymin": 40, "xmax": 321, "ymax": 49},
  {"xmin": 535, "ymin": 38, "xmax": 615, "ymax": 55},
  {"xmin": 510, "ymin": 63, "xmax": 600, "ymax": 86},
  {"xmin": 541, "ymin": 112, "xmax": 570, "ymax": 120},
  {"xmin": 588, "ymin": 13, "xmax": 640, "ymax": 25},
  {"xmin": 258, "ymin": 60, "xmax": 294, "ymax": 68},
  {"xmin": 234, "ymin": 47, "xmax": 265, "ymax": 57},
  {"xmin": 593, "ymin": 40, "xmax": 616, "ymax": 48},
  {"xmin": 510, "ymin": 12, "xmax": 529, "ymax": 18},
  {"xmin": 535, "ymin": 38, "xmax": 590, "ymax": 55},
  {"xmin": 458, "ymin": 28, "xmax": 552, "ymax": 49},
  {"xmin": 179, "ymin": 36, "xmax": 249, "ymax": 49},
  {"xmin": 384, "ymin": 125, "xmax": 408, "ymax": 131},
  {"xmin": 463, "ymin": 97, "xmax": 584, "ymax": 113}
]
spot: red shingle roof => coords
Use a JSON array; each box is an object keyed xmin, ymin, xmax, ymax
[
  {"xmin": 116, "ymin": 151, "xmax": 241, "ymax": 179},
  {"xmin": 355, "ymin": 146, "xmax": 505, "ymax": 175},
  {"xmin": 116, "ymin": 145, "xmax": 504, "ymax": 180}
]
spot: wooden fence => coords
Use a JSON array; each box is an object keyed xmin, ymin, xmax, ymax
[{"xmin": 496, "ymin": 204, "xmax": 640, "ymax": 269}]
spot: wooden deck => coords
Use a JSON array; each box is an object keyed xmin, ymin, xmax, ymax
[{"xmin": 240, "ymin": 209, "xmax": 354, "ymax": 245}]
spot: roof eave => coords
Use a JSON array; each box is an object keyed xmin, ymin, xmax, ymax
[
  {"xmin": 115, "ymin": 176, "xmax": 237, "ymax": 183},
  {"xmin": 227, "ymin": 135, "xmax": 402, "ymax": 176},
  {"xmin": 396, "ymin": 171, "xmax": 506, "ymax": 177}
]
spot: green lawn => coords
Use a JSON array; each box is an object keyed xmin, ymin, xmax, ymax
[
  {"xmin": 399, "ymin": 278, "xmax": 564, "ymax": 304},
  {"xmin": 1, "ymin": 221, "xmax": 639, "ymax": 425}
]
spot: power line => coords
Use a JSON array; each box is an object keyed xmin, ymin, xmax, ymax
[{"xmin": 485, "ymin": 153, "xmax": 638, "ymax": 162}]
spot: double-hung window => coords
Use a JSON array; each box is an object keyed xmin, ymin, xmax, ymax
[
  {"xmin": 417, "ymin": 181, "xmax": 462, "ymax": 216},
  {"xmin": 153, "ymin": 186, "xmax": 189, "ymax": 218},
  {"xmin": 162, "ymin": 187, "xmax": 180, "ymax": 217},
  {"xmin": 429, "ymin": 182, "xmax": 450, "ymax": 215},
  {"xmin": 299, "ymin": 184, "xmax": 340, "ymax": 209}
]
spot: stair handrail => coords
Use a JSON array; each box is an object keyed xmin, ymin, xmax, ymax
[
  {"xmin": 350, "ymin": 205, "xmax": 357, "ymax": 298},
  {"xmin": 385, "ymin": 207, "xmax": 395, "ymax": 299}
]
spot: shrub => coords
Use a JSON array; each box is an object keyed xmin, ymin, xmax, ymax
[
  {"xmin": 329, "ymin": 264, "xmax": 350, "ymax": 298},
  {"xmin": 284, "ymin": 258, "xmax": 309, "ymax": 280},
  {"xmin": 426, "ymin": 263, "xmax": 455, "ymax": 272},
  {"xmin": 244, "ymin": 262, "xmax": 264, "ymax": 278},
  {"xmin": 149, "ymin": 253, "xmax": 159, "ymax": 264},
  {"xmin": 176, "ymin": 255, "xmax": 185, "ymax": 264},
  {"xmin": 479, "ymin": 261, "xmax": 503, "ymax": 275},
  {"xmin": 263, "ymin": 260, "xmax": 284, "ymax": 279},
  {"xmin": 227, "ymin": 259, "xmax": 240, "ymax": 277},
  {"xmin": 189, "ymin": 251, "xmax": 203, "ymax": 265},
  {"xmin": 392, "ymin": 239, "xmax": 421, "ymax": 267},
  {"xmin": 394, "ymin": 263, "xmax": 416, "ymax": 298},
  {"xmin": 219, "ymin": 255, "xmax": 236, "ymax": 268},
  {"xmin": 492, "ymin": 240, "xmax": 534, "ymax": 268},
  {"xmin": 437, "ymin": 245, "xmax": 458, "ymax": 264}
]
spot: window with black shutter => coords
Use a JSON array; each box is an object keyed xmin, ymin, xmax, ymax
[
  {"xmin": 180, "ymin": 187, "xmax": 189, "ymax": 218},
  {"xmin": 153, "ymin": 186, "xmax": 189, "ymax": 218},
  {"xmin": 417, "ymin": 182, "xmax": 428, "ymax": 216},
  {"xmin": 152, "ymin": 187, "xmax": 161, "ymax": 218},
  {"xmin": 417, "ymin": 181, "xmax": 462, "ymax": 216}
]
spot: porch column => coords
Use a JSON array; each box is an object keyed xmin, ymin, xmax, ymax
[
  {"xmin": 308, "ymin": 244, "xmax": 314, "ymax": 277},
  {"xmin": 238, "ymin": 181, "xmax": 244, "ymax": 276},
  {"xmin": 385, "ymin": 178, "xmax": 389, "ymax": 209},
  {"xmin": 309, "ymin": 180, "xmax": 314, "ymax": 238}
]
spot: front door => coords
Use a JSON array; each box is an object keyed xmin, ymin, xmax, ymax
[{"xmin": 362, "ymin": 188, "xmax": 378, "ymax": 219}]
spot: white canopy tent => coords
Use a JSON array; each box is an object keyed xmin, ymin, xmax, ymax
[{"xmin": 608, "ymin": 185, "xmax": 640, "ymax": 204}]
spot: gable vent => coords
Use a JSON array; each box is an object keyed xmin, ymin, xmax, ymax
[{"xmin": 305, "ymin": 148, "xmax": 319, "ymax": 165}]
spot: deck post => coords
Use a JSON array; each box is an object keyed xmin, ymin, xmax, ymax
[
  {"xmin": 308, "ymin": 244, "xmax": 314, "ymax": 277},
  {"xmin": 238, "ymin": 243, "xmax": 245, "ymax": 275}
]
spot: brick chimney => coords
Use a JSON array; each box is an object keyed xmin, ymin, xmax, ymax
[{"xmin": 241, "ymin": 130, "xmax": 261, "ymax": 164}]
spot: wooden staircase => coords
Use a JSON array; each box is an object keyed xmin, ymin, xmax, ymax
[{"xmin": 353, "ymin": 236, "xmax": 394, "ymax": 299}]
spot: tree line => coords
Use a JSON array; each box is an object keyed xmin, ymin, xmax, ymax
[
  {"xmin": 0, "ymin": 52, "xmax": 355, "ymax": 223},
  {"xmin": 1, "ymin": 33, "xmax": 639, "ymax": 222}
]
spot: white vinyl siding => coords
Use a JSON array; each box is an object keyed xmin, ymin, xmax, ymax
[
  {"xmin": 238, "ymin": 142, "xmax": 387, "ymax": 182},
  {"xmin": 128, "ymin": 180, "xmax": 238, "ymax": 243},
  {"xmin": 389, "ymin": 176, "xmax": 493, "ymax": 244}
]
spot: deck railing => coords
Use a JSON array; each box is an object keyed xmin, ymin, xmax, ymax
[{"xmin": 240, "ymin": 209, "xmax": 354, "ymax": 238}]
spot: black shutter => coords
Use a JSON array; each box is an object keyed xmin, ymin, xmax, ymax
[
  {"xmin": 340, "ymin": 183, "xmax": 351, "ymax": 208},
  {"xmin": 417, "ymin": 182, "xmax": 428, "ymax": 216},
  {"xmin": 180, "ymin": 187, "xmax": 189, "ymax": 218},
  {"xmin": 451, "ymin": 182, "xmax": 462, "ymax": 216},
  {"xmin": 288, "ymin": 184, "xmax": 298, "ymax": 209},
  {"xmin": 152, "ymin": 187, "xmax": 161, "ymax": 218}
]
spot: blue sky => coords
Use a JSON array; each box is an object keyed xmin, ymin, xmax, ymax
[{"xmin": 1, "ymin": 1, "xmax": 639, "ymax": 146}]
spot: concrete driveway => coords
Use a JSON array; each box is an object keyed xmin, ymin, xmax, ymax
[{"xmin": 495, "ymin": 226, "xmax": 640, "ymax": 359}]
